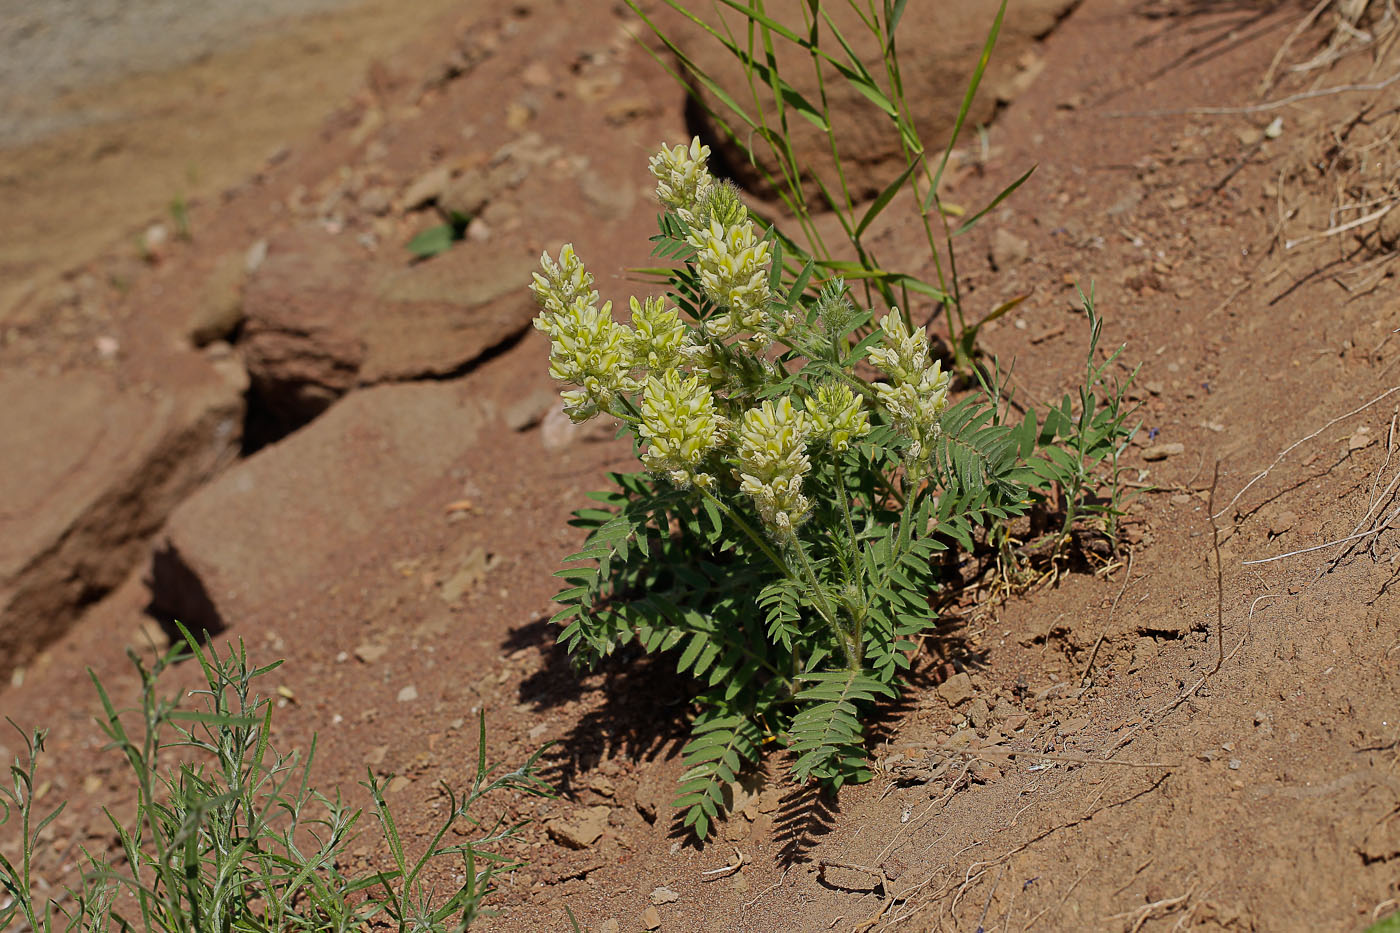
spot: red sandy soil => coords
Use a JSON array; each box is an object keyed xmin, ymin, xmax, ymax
[{"xmin": 2, "ymin": 1, "xmax": 1399, "ymax": 931}]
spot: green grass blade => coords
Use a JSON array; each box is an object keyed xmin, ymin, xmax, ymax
[
  {"xmin": 854, "ymin": 159, "xmax": 920, "ymax": 238},
  {"xmin": 926, "ymin": 0, "xmax": 1007, "ymax": 208},
  {"xmin": 953, "ymin": 164, "xmax": 1036, "ymax": 236}
]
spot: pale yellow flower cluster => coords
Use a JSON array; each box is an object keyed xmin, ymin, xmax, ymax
[
  {"xmin": 866, "ymin": 311, "xmax": 950, "ymax": 463},
  {"xmin": 649, "ymin": 136, "xmax": 775, "ymax": 343},
  {"xmin": 533, "ymin": 243, "xmax": 701, "ymax": 423},
  {"xmin": 648, "ymin": 138, "xmax": 714, "ymax": 225},
  {"xmin": 686, "ymin": 218, "xmax": 773, "ymax": 339},
  {"xmin": 734, "ymin": 397, "xmax": 813, "ymax": 536},
  {"xmin": 807, "ymin": 382, "xmax": 871, "ymax": 454},
  {"xmin": 627, "ymin": 296, "xmax": 687, "ymax": 373},
  {"xmin": 639, "ymin": 371, "xmax": 724, "ymax": 489}
]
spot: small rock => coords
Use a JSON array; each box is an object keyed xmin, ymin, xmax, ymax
[
  {"xmin": 1268, "ymin": 510, "xmax": 1297, "ymax": 536},
  {"xmin": 650, "ymin": 886, "xmax": 679, "ymax": 905},
  {"xmin": 397, "ymin": 685, "xmax": 419, "ymax": 702},
  {"xmin": 188, "ymin": 253, "xmax": 248, "ymax": 346},
  {"xmin": 643, "ymin": 906, "xmax": 662, "ymax": 930},
  {"xmin": 503, "ymin": 388, "xmax": 558, "ymax": 431},
  {"xmin": 359, "ymin": 187, "xmax": 393, "ymax": 216},
  {"xmin": 386, "ymin": 775, "xmax": 412, "ymax": 794},
  {"xmin": 546, "ymin": 805, "xmax": 611, "ymax": 849},
  {"xmin": 441, "ymin": 548, "xmax": 490, "ymax": 603},
  {"xmin": 1349, "ymin": 427, "xmax": 1375, "ymax": 451},
  {"xmin": 757, "ymin": 788, "xmax": 782, "ymax": 814},
  {"xmin": 1003, "ymin": 713, "xmax": 1029, "ymax": 732},
  {"xmin": 733, "ymin": 872, "xmax": 750, "ymax": 894},
  {"xmin": 990, "ymin": 228, "xmax": 1030, "ymax": 270},
  {"xmin": 1228, "ymin": 758, "xmax": 1242, "ymax": 770},
  {"xmin": 937, "ymin": 672, "xmax": 974, "ymax": 707},
  {"xmin": 967, "ymin": 697, "xmax": 991, "ymax": 730},
  {"xmin": 970, "ymin": 761, "xmax": 1001, "ymax": 783},
  {"xmin": 598, "ymin": 922, "xmax": 620, "ymax": 933},
  {"xmin": 365, "ymin": 744, "xmax": 389, "ymax": 765},
  {"xmin": 541, "ymin": 406, "xmax": 620, "ymax": 450},
  {"xmin": 1057, "ymin": 715, "xmax": 1090, "ymax": 736},
  {"xmin": 355, "ymin": 643, "xmax": 389, "ymax": 664},
  {"xmin": 466, "ymin": 217, "xmax": 491, "ymax": 242},
  {"xmin": 401, "ymin": 165, "xmax": 452, "ymax": 209},
  {"xmin": 245, "ymin": 238, "xmax": 269, "ymax": 274},
  {"xmin": 589, "ymin": 775, "xmax": 617, "ymax": 798},
  {"xmin": 142, "ymin": 223, "xmax": 170, "ymax": 260},
  {"xmin": 1142, "ymin": 442, "xmax": 1185, "ymax": 461},
  {"xmin": 943, "ymin": 728, "xmax": 978, "ymax": 750}
]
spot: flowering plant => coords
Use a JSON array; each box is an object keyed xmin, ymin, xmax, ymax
[{"xmin": 533, "ymin": 138, "xmax": 1125, "ymax": 839}]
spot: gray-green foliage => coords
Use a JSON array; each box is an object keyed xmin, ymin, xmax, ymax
[
  {"xmin": 536, "ymin": 196, "xmax": 1135, "ymax": 838},
  {"xmin": 0, "ymin": 626, "xmax": 550, "ymax": 932},
  {"xmin": 531, "ymin": 0, "xmax": 1137, "ymax": 841}
]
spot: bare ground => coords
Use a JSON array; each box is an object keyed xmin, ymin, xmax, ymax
[{"xmin": 2, "ymin": 1, "xmax": 1399, "ymax": 931}]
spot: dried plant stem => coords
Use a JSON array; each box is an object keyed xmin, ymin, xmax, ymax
[{"xmin": 1214, "ymin": 385, "xmax": 1400, "ymax": 519}]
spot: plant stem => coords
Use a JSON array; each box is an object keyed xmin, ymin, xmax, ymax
[
  {"xmin": 697, "ymin": 487, "xmax": 791, "ymax": 583},
  {"xmin": 788, "ymin": 532, "xmax": 858, "ymax": 669}
]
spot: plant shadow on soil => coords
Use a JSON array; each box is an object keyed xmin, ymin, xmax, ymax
[{"xmin": 504, "ymin": 607, "xmax": 988, "ymax": 857}]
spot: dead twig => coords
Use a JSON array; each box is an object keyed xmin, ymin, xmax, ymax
[
  {"xmin": 986, "ymin": 748, "xmax": 1175, "ymax": 770},
  {"xmin": 1080, "ymin": 551, "xmax": 1135, "ymax": 687},
  {"xmin": 1104, "ymin": 636, "xmax": 1248, "ymax": 758},
  {"xmin": 1022, "ymin": 867, "xmax": 1090, "ymax": 932},
  {"xmin": 817, "ymin": 858, "xmax": 890, "ymax": 894},
  {"xmin": 743, "ymin": 864, "xmax": 791, "ymax": 910},
  {"xmin": 1209, "ymin": 462, "xmax": 1225, "ymax": 674},
  {"xmin": 1258, "ymin": 0, "xmax": 1332, "ymax": 95},
  {"xmin": 1242, "ymin": 514, "xmax": 1398, "ymax": 564},
  {"xmin": 1285, "ymin": 201, "xmax": 1396, "ymax": 249},
  {"xmin": 1106, "ymin": 884, "xmax": 1197, "ymax": 933},
  {"xmin": 1109, "ymin": 69, "xmax": 1400, "ymax": 117},
  {"xmin": 1215, "ymin": 385, "xmax": 1400, "ymax": 519}
]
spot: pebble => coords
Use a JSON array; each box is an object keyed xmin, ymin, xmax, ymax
[
  {"xmin": 397, "ymin": 685, "xmax": 419, "ymax": 702},
  {"xmin": 650, "ymin": 886, "xmax": 679, "ymax": 905},
  {"xmin": 355, "ymin": 643, "xmax": 388, "ymax": 664},
  {"xmin": 937, "ymin": 672, "xmax": 974, "ymax": 707},
  {"xmin": 1142, "ymin": 442, "xmax": 1185, "ymax": 461},
  {"xmin": 1349, "ymin": 427, "xmax": 1375, "ymax": 451},
  {"xmin": 967, "ymin": 697, "xmax": 991, "ymax": 730},
  {"xmin": 990, "ymin": 228, "xmax": 1030, "ymax": 269},
  {"xmin": 546, "ymin": 806, "xmax": 611, "ymax": 850},
  {"xmin": 643, "ymin": 906, "xmax": 662, "ymax": 929},
  {"xmin": 401, "ymin": 165, "xmax": 452, "ymax": 209}
]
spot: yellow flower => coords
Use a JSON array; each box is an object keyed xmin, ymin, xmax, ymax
[
  {"xmin": 867, "ymin": 311, "xmax": 949, "ymax": 463},
  {"xmin": 808, "ymin": 382, "xmax": 871, "ymax": 453},
  {"xmin": 649, "ymin": 137, "xmax": 714, "ymax": 223},
  {"xmin": 627, "ymin": 296, "xmax": 687, "ymax": 374},
  {"xmin": 686, "ymin": 218, "xmax": 773, "ymax": 339},
  {"xmin": 530, "ymin": 243, "xmax": 596, "ymax": 317},
  {"xmin": 531, "ymin": 247, "xmax": 638, "ymax": 422},
  {"xmin": 734, "ymin": 396, "xmax": 812, "ymax": 536},
  {"xmin": 640, "ymin": 371, "xmax": 724, "ymax": 488}
]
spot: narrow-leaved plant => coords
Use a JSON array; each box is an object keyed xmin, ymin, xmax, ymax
[{"xmin": 0, "ymin": 625, "xmax": 551, "ymax": 932}]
